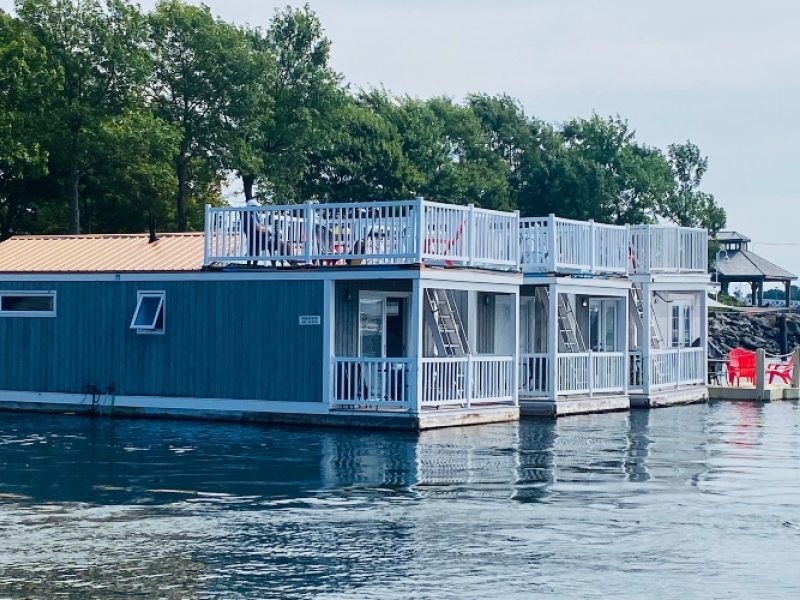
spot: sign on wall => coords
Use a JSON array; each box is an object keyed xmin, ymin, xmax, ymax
[{"xmin": 299, "ymin": 315, "xmax": 321, "ymax": 326}]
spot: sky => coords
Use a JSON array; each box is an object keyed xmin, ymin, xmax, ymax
[{"xmin": 2, "ymin": 0, "xmax": 799, "ymax": 285}]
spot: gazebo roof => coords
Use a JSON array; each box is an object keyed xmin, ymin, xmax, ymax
[
  {"xmin": 716, "ymin": 231, "xmax": 751, "ymax": 243},
  {"xmin": 715, "ymin": 248, "xmax": 797, "ymax": 282}
]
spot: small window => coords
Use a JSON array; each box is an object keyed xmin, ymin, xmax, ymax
[
  {"xmin": 130, "ymin": 291, "xmax": 165, "ymax": 334},
  {"xmin": 0, "ymin": 292, "xmax": 56, "ymax": 317}
]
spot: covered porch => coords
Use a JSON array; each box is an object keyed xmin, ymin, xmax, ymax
[
  {"xmin": 628, "ymin": 281, "xmax": 708, "ymax": 406},
  {"xmin": 518, "ymin": 278, "xmax": 631, "ymax": 416},
  {"xmin": 327, "ymin": 272, "xmax": 520, "ymax": 422}
]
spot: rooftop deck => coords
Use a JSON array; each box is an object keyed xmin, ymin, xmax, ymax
[
  {"xmin": 519, "ymin": 216, "xmax": 708, "ymax": 277},
  {"xmin": 204, "ymin": 199, "xmax": 519, "ymax": 271},
  {"xmin": 202, "ymin": 200, "xmax": 707, "ymax": 277}
]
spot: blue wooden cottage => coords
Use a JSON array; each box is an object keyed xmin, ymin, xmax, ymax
[
  {"xmin": 0, "ymin": 198, "xmax": 710, "ymax": 427},
  {"xmin": 0, "ymin": 199, "xmax": 522, "ymax": 429}
]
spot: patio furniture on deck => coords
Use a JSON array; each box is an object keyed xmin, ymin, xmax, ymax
[
  {"xmin": 766, "ymin": 354, "xmax": 794, "ymax": 384},
  {"xmin": 727, "ymin": 348, "xmax": 756, "ymax": 385}
]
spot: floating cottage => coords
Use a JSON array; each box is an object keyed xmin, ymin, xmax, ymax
[{"xmin": 0, "ymin": 199, "xmax": 709, "ymax": 428}]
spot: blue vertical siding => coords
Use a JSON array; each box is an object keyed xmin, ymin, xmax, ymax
[{"xmin": 0, "ymin": 278, "xmax": 325, "ymax": 402}]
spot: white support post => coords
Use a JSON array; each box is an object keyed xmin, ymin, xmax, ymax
[
  {"xmin": 700, "ymin": 290, "xmax": 708, "ymax": 386},
  {"xmin": 548, "ymin": 214, "xmax": 557, "ymax": 272},
  {"xmin": 623, "ymin": 294, "xmax": 630, "ymax": 395},
  {"xmin": 322, "ymin": 280, "xmax": 335, "ymax": 410},
  {"xmin": 304, "ymin": 201, "xmax": 313, "ymax": 264},
  {"xmin": 756, "ymin": 348, "xmax": 766, "ymax": 400},
  {"xmin": 589, "ymin": 219, "xmax": 596, "ymax": 274},
  {"xmin": 548, "ymin": 283, "xmax": 559, "ymax": 401},
  {"xmin": 513, "ymin": 210, "xmax": 521, "ymax": 270},
  {"xmin": 645, "ymin": 226, "xmax": 652, "ymax": 274},
  {"xmin": 625, "ymin": 224, "xmax": 631, "ymax": 276},
  {"xmin": 410, "ymin": 278, "xmax": 424, "ymax": 414},
  {"xmin": 467, "ymin": 203, "xmax": 475, "ymax": 267},
  {"xmin": 513, "ymin": 289, "xmax": 520, "ymax": 406},
  {"xmin": 415, "ymin": 197, "xmax": 425, "ymax": 263},
  {"xmin": 642, "ymin": 282, "xmax": 652, "ymax": 395},
  {"xmin": 588, "ymin": 350, "xmax": 594, "ymax": 397},
  {"xmin": 203, "ymin": 204, "xmax": 211, "ymax": 265},
  {"xmin": 676, "ymin": 346, "xmax": 681, "ymax": 389}
]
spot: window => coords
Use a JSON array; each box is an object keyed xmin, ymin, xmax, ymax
[
  {"xmin": 671, "ymin": 303, "xmax": 693, "ymax": 348},
  {"xmin": 0, "ymin": 291, "xmax": 56, "ymax": 317},
  {"xmin": 589, "ymin": 299, "xmax": 618, "ymax": 352},
  {"xmin": 130, "ymin": 291, "xmax": 165, "ymax": 334}
]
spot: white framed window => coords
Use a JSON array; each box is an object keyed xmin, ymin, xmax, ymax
[
  {"xmin": 0, "ymin": 291, "xmax": 56, "ymax": 317},
  {"xmin": 589, "ymin": 298, "xmax": 618, "ymax": 352},
  {"xmin": 130, "ymin": 291, "xmax": 165, "ymax": 334},
  {"xmin": 671, "ymin": 303, "xmax": 693, "ymax": 348}
]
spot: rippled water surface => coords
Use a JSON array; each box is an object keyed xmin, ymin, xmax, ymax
[{"xmin": 1, "ymin": 402, "xmax": 799, "ymax": 599}]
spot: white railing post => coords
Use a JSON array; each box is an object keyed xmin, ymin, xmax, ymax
[
  {"xmin": 465, "ymin": 355, "xmax": 473, "ymax": 409},
  {"xmin": 756, "ymin": 348, "xmax": 766, "ymax": 400},
  {"xmin": 513, "ymin": 210, "xmax": 521, "ymax": 270},
  {"xmin": 304, "ymin": 201, "xmax": 313, "ymax": 264},
  {"xmin": 624, "ymin": 224, "xmax": 630, "ymax": 275},
  {"xmin": 676, "ymin": 347, "xmax": 681, "ymax": 389},
  {"xmin": 415, "ymin": 197, "xmax": 425, "ymax": 263},
  {"xmin": 466, "ymin": 203, "xmax": 475, "ymax": 266},
  {"xmin": 203, "ymin": 204, "xmax": 212, "ymax": 265},
  {"xmin": 589, "ymin": 219, "xmax": 596, "ymax": 274},
  {"xmin": 548, "ymin": 214, "xmax": 557, "ymax": 272},
  {"xmin": 588, "ymin": 350, "xmax": 594, "ymax": 397}
]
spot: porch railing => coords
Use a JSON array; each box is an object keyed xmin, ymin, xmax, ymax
[
  {"xmin": 420, "ymin": 355, "xmax": 515, "ymax": 407},
  {"xmin": 332, "ymin": 357, "xmax": 413, "ymax": 409},
  {"xmin": 204, "ymin": 199, "xmax": 519, "ymax": 271},
  {"xmin": 519, "ymin": 353, "xmax": 549, "ymax": 395},
  {"xmin": 519, "ymin": 216, "xmax": 628, "ymax": 275},
  {"xmin": 628, "ymin": 225, "xmax": 708, "ymax": 274},
  {"xmin": 556, "ymin": 352, "xmax": 627, "ymax": 396},
  {"xmin": 648, "ymin": 347, "xmax": 705, "ymax": 389}
]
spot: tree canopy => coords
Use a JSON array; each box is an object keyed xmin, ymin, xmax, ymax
[{"xmin": 0, "ymin": 0, "xmax": 726, "ymax": 237}]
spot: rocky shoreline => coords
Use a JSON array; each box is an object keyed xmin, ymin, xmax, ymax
[{"xmin": 709, "ymin": 310, "xmax": 799, "ymax": 356}]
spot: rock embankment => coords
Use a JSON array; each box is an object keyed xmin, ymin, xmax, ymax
[{"xmin": 709, "ymin": 310, "xmax": 800, "ymax": 356}]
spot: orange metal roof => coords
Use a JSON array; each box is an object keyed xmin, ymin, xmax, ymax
[{"xmin": 0, "ymin": 233, "xmax": 205, "ymax": 273}]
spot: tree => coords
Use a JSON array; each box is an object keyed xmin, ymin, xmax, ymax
[
  {"xmin": 16, "ymin": 0, "xmax": 150, "ymax": 234},
  {"xmin": 0, "ymin": 9, "xmax": 52, "ymax": 239},
  {"xmin": 149, "ymin": 0, "xmax": 254, "ymax": 229},
  {"xmin": 660, "ymin": 141, "xmax": 726, "ymax": 234},
  {"xmin": 235, "ymin": 5, "xmax": 341, "ymax": 203}
]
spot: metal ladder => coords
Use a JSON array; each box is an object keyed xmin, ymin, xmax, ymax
[
  {"xmin": 424, "ymin": 288, "xmax": 470, "ymax": 356},
  {"xmin": 556, "ymin": 293, "xmax": 586, "ymax": 353},
  {"xmin": 631, "ymin": 284, "xmax": 664, "ymax": 349}
]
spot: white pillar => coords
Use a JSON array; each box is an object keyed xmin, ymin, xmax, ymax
[
  {"xmin": 623, "ymin": 293, "xmax": 630, "ymax": 395},
  {"xmin": 513, "ymin": 289, "xmax": 521, "ymax": 406},
  {"xmin": 410, "ymin": 279, "xmax": 424, "ymax": 414},
  {"xmin": 548, "ymin": 284, "xmax": 559, "ymax": 402},
  {"xmin": 642, "ymin": 282, "xmax": 652, "ymax": 395},
  {"xmin": 700, "ymin": 290, "xmax": 708, "ymax": 386}
]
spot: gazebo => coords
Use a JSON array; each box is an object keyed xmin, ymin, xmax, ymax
[{"xmin": 714, "ymin": 231, "xmax": 797, "ymax": 306}]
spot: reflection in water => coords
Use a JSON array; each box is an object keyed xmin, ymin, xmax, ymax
[{"xmin": 1, "ymin": 403, "xmax": 799, "ymax": 598}]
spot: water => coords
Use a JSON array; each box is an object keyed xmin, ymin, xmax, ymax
[{"xmin": 0, "ymin": 402, "xmax": 799, "ymax": 599}]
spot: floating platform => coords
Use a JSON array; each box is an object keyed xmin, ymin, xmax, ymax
[
  {"xmin": 708, "ymin": 385, "xmax": 800, "ymax": 402},
  {"xmin": 520, "ymin": 395, "xmax": 630, "ymax": 417}
]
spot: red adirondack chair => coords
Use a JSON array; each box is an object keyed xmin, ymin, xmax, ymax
[
  {"xmin": 727, "ymin": 348, "xmax": 756, "ymax": 385},
  {"xmin": 766, "ymin": 354, "xmax": 795, "ymax": 384}
]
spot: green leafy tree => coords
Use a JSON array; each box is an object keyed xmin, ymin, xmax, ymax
[
  {"xmin": 659, "ymin": 141, "xmax": 726, "ymax": 234},
  {"xmin": 0, "ymin": 9, "xmax": 53, "ymax": 239},
  {"xmin": 16, "ymin": 0, "xmax": 150, "ymax": 234},
  {"xmin": 236, "ymin": 5, "xmax": 341, "ymax": 203},
  {"xmin": 149, "ymin": 0, "xmax": 254, "ymax": 229}
]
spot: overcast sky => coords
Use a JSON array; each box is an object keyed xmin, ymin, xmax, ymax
[{"xmin": 3, "ymin": 0, "xmax": 799, "ymax": 284}]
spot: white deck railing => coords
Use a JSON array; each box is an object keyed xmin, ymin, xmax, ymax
[
  {"xmin": 519, "ymin": 216, "xmax": 628, "ymax": 275},
  {"xmin": 519, "ymin": 353, "xmax": 549, "ymax": 395},
  {"xmin": 629, "ymin": 225, "xmax": 708, "ymax": 274},
  {"xmin": 204, "ymin": 199, "xmax": 519, "ymax": 271},
  {"xmin": 556, "ymin": 352, "xmax": 627, "ymax": 396},
  {"xmin": 420, "ymin": 355, "xmax": 515, "ymax": 407},
  {"xmin": 648, "ymin": 347, "xmax": 705, "ymax": 389},
  {"xmin": 332, "ymin": 358, "xmax": 413, "ymax": 409}
]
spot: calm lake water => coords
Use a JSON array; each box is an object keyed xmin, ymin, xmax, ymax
[{"xmin": 0, "ymin": 402, "xmax": 799, "ymax": 599}]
